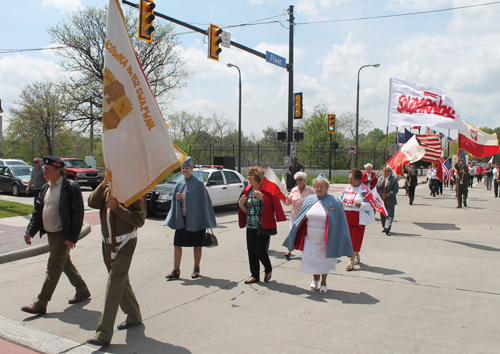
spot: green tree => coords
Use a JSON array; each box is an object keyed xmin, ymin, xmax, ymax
[{"xmin": 2, "ymin": 81, "xmax": 77, "ymax": 160}]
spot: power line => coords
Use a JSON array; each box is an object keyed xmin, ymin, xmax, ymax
[
  {"xmin": 299, "ymin": 0, "xmax": 371, "ymax": 13},
  {"xmin": 295, "ymin": 1, "xmax": 500, "ymax": 25},
  {"xmin": 0, "ymin": 46, "xmax": 67, "ymax": 54}
]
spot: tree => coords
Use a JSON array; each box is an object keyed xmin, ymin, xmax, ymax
[
  {"xmin": 335, "ymin": 111, "xmax": 373, "ymax": 144},
  {"xmin": 3, "ymin": 81, "xmax": 77, "ymax": 160},
  {"xmin": 47, "ymin": 5, "xmax": 190, "ymax": 132}
]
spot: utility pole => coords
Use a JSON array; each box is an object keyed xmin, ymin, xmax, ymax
[
  {"xmin": 287, "ymin": 5, "xmax": 294, "ymax": 158},
  {"xmin": 90, "ymin": 102, "xmax": 94, "ymax": 156}
]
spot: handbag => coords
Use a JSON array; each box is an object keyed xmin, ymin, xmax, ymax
[
  {"xmin": 257, "ymin": 224, "xmax": 277, "ymax": 236},
  {"xmin": 202, "ymin": 228, "xmax": 218, "ymax": 248}
]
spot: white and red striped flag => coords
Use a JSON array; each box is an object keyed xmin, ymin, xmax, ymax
[
  {"xmin": 458, "ymin": 122, "xmax": 500, "ymax": 158},
  {"xmin": 259, "ymin": 167, "xmax": 289, "ymax": 201},
  {"xmin": 365, "ymin": 188, "xmax": 388, "ymax": 217}
]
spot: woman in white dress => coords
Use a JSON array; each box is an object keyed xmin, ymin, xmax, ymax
[{"xmin": 283, "ymin": 175, "xmax": 353, "ymax": 294}]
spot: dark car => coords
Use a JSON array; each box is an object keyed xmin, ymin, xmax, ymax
[
  {"xmin": 145, "ymin": 166, "xmax": 247, "ymax": 214},
  {"xmin": 0, "ymin": 165, "xmax": 34, "ymax": 196},
  {"xmin": 60, "ymin": 158, "xmax": 103, "ymax": 189},
  {"xmin": 0, "ymin": 159, "xmax": 29, "ymax": 166}
]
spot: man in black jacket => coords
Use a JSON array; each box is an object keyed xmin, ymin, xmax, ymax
[
  {"xmin": 21, "ymin": 156, "xmax": 90, "ymax": 315},
  {"xmin": 404, "ymin": 164, "xmax": 418, "ymax": 205}
]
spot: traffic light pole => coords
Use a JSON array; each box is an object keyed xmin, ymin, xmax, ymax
[
  {"xmin": 122, "ymin": 0, "xmax": 266, "ymax": 59},
  {"xmin": 286, "ymin": 5, "xmax": 294, "ymax": 158}
]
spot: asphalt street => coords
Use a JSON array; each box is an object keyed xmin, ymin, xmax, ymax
[{"xmin": 0, "ymin": 181, "xmax": 499, "ymax": 353}]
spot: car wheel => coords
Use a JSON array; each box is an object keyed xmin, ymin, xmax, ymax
[{"xmin": 12, "ymin": 184, "xmax": 20, "ymax": 196}]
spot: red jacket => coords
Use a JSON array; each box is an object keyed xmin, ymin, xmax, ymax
[
  {"xmin": 362, "ymin": 172, "xmax": 378, "ymax": 189},
  {"xmin": 238, "ymin": 185, "xmax": 287, "ymax": 229}
]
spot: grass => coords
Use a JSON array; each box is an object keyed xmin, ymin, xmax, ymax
[{"xmin": 0, "ymin": 200, "xmax": 34, "ymax": 219}]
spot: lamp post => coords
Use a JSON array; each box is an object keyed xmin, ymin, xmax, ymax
[
  {"xmin": 227, "ymin": 63, "xmax": 242, "ymax": 173},
  {"xmin": 355, "ymin": 63, "xmax": 380, "ymax": 167}
]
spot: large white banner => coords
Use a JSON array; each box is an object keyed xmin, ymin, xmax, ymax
[
  {"xmin": 103, "ymin": 0, "xmax": 185, "ymax": 206},
  {"xmin": 388, "ymin": 78, "xmax": 466, "ymax": 130}
]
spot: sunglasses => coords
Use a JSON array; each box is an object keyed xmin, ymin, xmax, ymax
[
  {"xmin": 295, "ymin": 179, "xmax": 304, "ymax": 181},
  {"xmin": 33, "ymin": 161, "xmax": 40, "ymax": 164}
]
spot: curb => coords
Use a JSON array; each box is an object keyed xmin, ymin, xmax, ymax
[
  {"xmin": 0, "ymin": 223, "xmax": 92, "ymax": 264},
  {"xmin": 0, "ymin": 315, "xmax": 104, "ymax": 354}
]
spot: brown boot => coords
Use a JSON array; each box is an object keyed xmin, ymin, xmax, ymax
[
  {"xmin": 68, "ymin": 289, "xmax": 91, "ymax": 304},
  {"xmin": 21, "ymin": 302, "xmax": 46, "ymax": 315}
]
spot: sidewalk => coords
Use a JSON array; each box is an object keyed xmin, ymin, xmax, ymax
[{"xmin": 0, "ymin": 183, "xmax": 499, "ymax": 353}]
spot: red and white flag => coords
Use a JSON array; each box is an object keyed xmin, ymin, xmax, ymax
[
  {"xmin": 102, "ymin": 0, "xmax": 185, "ymax": 206},
  {"xmin": 259, "ymin": 167, "xmax": 289, "ymax": 201},
  {"xmin": 458, "ymin": 122, "xmax": 500, "ymax": 158},
  {"xmin": 488, "ymin": 156, "xmax": 494, "ymax": 164},
  {"xmin": 388, "ymin": 78, "xmax": 465, "ymax": 130},
  {"xmin": 365, "ymin": 188, "xmax": 388, "ymax": 217},
  {"xmin": 387, "ymin": 135, "xmax": 426, "ymax": 176},
  {"xmin": 281, "ymin": 174, "xmax": 287, "ymax": 191}
]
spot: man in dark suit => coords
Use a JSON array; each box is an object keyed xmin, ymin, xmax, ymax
[
  {"xmin": 404, "ymin": 164, "xmax": 418, "ymax": 205},
  {"xmin": 376, "ymin": 165, "xmax": 399, "ymax": 236}
]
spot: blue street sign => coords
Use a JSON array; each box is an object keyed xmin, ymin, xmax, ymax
[{"xmin": 266, "ymin": 51, "xmax": 286, "ymax": 69}]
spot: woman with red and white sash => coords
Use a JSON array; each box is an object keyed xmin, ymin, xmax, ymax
[{"xmin": 340, "ymin": 168, "xmax": 375, "ymax": 271}]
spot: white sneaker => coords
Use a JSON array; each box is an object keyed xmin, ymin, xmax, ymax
[{"xmin": 319, "ymin": 285, "xmax": 328, "ymax": 294}]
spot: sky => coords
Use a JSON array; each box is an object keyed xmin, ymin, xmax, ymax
[{"xmin": 1, "ymin": 0, "xmax": 500, "ymax": 140}]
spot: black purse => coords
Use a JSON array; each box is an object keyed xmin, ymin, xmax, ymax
[
  {"xmin": 257, "ymin": 224, "xmax": 277, "ymax": 236},
  {"xmin": 202, "ymin": 228, "xmax": 218, "ymax": 248}
]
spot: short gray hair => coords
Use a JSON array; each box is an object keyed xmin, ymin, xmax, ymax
[
  {"xmin": 313, "ymin": 177, "xmax": 330, "ymax": 190},
  {"xmin": 364, "ymin": 163, "xmax": 373, "ymax": 169},
  {"xmin": 294, "ymin": 171, "xmax": 307, "ymax": 180}
]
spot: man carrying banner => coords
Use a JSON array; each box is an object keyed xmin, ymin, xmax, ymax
[
  {"xmin": 87, "ymin": 177, "xmax": 146, "ymax": 348},
  {"xmin": 376, "ymin": 166, "xmax": 399, "ymax": 235},
  {"xmin": 455, "ymin": 159, "xmax": 469, "ymax": 208}
]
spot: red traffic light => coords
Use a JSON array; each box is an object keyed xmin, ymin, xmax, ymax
[{"xmin": 146, "ymin": 2, "xmax": 155, "ymax": 11}]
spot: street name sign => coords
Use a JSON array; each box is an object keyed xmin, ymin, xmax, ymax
[{"xmin": 266, "ymin": 51, "xmax": 286, "ymax": 69}]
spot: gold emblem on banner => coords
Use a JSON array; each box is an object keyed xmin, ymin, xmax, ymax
[{"xmin": 102, "ymin": 67, "xmax": 133, "ymax": 131}]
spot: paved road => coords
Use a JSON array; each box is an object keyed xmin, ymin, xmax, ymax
[{"xmin": 0, "ymin": 182, "xmax": 499, "ymax": 353}]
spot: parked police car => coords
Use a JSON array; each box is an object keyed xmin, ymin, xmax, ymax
[{"xmin": 145, "ymin": 166, "xmax": 248, "ymax": 214}]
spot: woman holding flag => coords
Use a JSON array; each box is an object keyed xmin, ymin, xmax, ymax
[
  {"xmin": 238, "ymin": 166, "xmax": 286, "ymax": 284},
  {"xmin": 340, "ymin": 168, "xmax": 375, "ymax": 270}
]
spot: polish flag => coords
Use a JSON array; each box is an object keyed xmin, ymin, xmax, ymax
[
  {"xmin": 281, "ymin": 174, "xmax": 287, "ymax": 190},
  {"xmin": 387, "ymin": 135, "xmax": 426, "ymax": 176},
  {"xmin": 488, "ymin": 156, "xmax": 494, "ymax": 164},
  {"xmin": 259, "ymin": 167, "xmax": 289, "ymax": 201},
  {"xmin": 365, "ymin": 188, "xmax": 388, "ymax": 217},
  {"xmin": 458, "ymin": 121, "xmax": 500, "ymax": 158}
]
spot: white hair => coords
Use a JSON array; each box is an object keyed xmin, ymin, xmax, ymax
[
  {"xmin": 294, "ymin": 171, "xmax": 307, "ymax": 180},
  {"xmin": 364, "ymin": 163, "xmax": 373, "ymax": 169},
  {"xmin": 313, "ymin": 177, "xmax": 330, "ymax": 190}
]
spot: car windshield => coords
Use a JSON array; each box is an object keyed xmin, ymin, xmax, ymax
[
  {"xmin": 5, "ymin": 160, "xmax": 28, "ymax": 166},
  {"xmin": 166, "ymin": 171, "xmax": 210, "ymax": 184},
  {"xmin": 64, "ymin": 159, "xmax": 88, "ymax": 168},
  {"xmin": 11, "ymin": 166, "xmax": 32, "ymax": 176}
]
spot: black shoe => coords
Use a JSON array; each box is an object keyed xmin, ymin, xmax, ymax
[
  {"xmin": 381, "ymin": 228, "xmax": 387, "ymax": 233},
  {"xmin": 87, "ymin": 337, "xmax": 110, "ymax": 347},
  {"xmin": 166, "ymin": 269, "xmax": 180, "ymax": 280},
  {"xmin": 386, "ymin": 231, "xmax": 391, "ymax": 236},
  {"xmin": 284, "ymin": 251, "xmax": 291, "ymax": 260},
  {"xmin": 191, "ymin": 268, "xmax": 200, "ymax": 279},
  {"xmin": 464, "ymin": 203, "xmax": 467, "ymax": 207},
  {"xmin": 68, "ymin": 289, "xmax": 91, "ymax": 304},
  {"xmin": 457, "ymin": 205, "xmax": 462, "ymax": 208},
  {"xmin": 117, "ymin": 321, "xmax": 142, "ymax": 330}
]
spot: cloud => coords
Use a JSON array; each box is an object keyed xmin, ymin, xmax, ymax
[{"xmin": 41, "ymin": 0, "xmax": 83, "ymax": 13}]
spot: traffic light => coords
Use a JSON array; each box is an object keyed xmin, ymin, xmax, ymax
[
  {"xmin": 138, "ymin": 0, "xmax": 155, "ymax": 42},
  {"xmin": 277, "ymin": 132, "xmax": 287, "ymax": 141},
  {"xmin": 327, "ymin": 114, "xmax": 336, "ymax": 133},
  {"xmin": 294, "ymin": 92, "xmax": 303, "ymax": 119},
  {"xmin": 293, "ymin": 131, "xmax": 304, "ymax": 142},
  {"xmin": 208, "ymin": 24, "xmax": 222, "ymax": 61}
]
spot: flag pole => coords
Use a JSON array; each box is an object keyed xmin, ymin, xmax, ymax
[{"xmin": 383, "ymin": 78, "xmax": 394, "ymax": 196}]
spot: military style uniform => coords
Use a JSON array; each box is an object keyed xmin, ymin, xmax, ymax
[
  {"xmin": 404, "ymin": 166, "xmax": 418, "ymax": 205},
  {"xmin": 88, "ymin": 183, "xmax": 146, "ymax": 344},
  {"xmin": 455, "ymin": 162, "xmax": 469, "ymax": 207}
]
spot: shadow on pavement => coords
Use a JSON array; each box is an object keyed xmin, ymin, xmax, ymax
[
  {"xmin": 387, "ymin": 232, "xmax": 421, "ymax": 237},
  {"xmin": 446, "ymin": 240, "xmax": 500, "ymax": 252},
  {"xmin": 98, "ymin": 323, "xmax": 191, "ymax": 354},
  {"xmin": 261, "ymin": 281, "xmax": 380, "ymax": 305},
  {"xmin": 413, "ymin": 222, "xmax": 460, "ymax": 231},
  {"xmin": 356, "ymin": 263, "xmax": 405, "ymax": 276},
  {"xmin": 177, "ymin": 276, "xmax": 238, "ymax": 291},
  {"xmin": 22, "ymin": 302, "xmax": 101, "ymax": 332}
]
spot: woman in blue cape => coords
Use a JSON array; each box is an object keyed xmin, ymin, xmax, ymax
[
  {"xmin": 283, "ymin": 174, "xmax": 353, "ymax": 293},
  {"xmin": 164, "ymin": 157, "xmax": 216, "ymax": 279}
]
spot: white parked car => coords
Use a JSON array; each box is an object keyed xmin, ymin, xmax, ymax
[{"xmin": 145, "ymin": 166, "xmax": 248, "ymax": 214}]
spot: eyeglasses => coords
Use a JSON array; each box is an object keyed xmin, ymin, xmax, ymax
[
  {"xmin": 33, "ymin": 161, "xmax": 40, "ymax": 164},
  {"xmin": 295, "ymin": 179, "xmax": 304, "ymax": 181}
]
